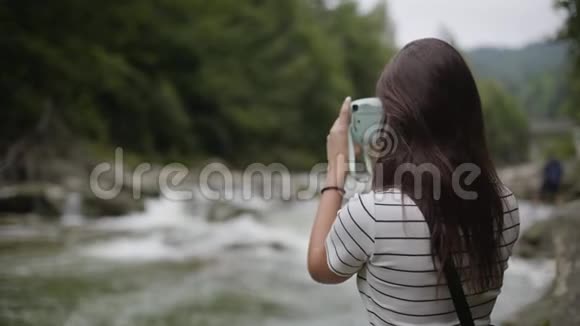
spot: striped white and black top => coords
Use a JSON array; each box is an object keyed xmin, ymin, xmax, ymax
[{"xmin": 325, "ymin": 188, "xmax": 519, "ymax": 326}]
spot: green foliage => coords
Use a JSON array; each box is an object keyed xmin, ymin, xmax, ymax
[
  {"xmin": 467, "ymin": 41, "xmax": 570, "ymax": 119},
  {"xmin": 478, "ymin": 80, "xmax": 530, "ymax": 164},
  {"xmin": 0, "ymin": 0, "xmax": 395, "ymax": 172},
  {"xmin": 556, "ymin": 0, "xmax": 580, "ymax": 122},
  {"xmin": 537, "ymin": 134, "xmax": 577, "ymax": 159},
  {"xmin": 1, "ymin": 0, "xmax": 535, "ymax": 170},
  {"xmin": 519, "ymin": 70, "xmax": 570, "ymax": 118}
]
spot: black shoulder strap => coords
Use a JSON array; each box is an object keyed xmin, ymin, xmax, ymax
[
  {"xmin": 409, "ymin": 199, "xmax": 475, "ymax": 326},
  {"xmin": 443, "ymin": 258, "xmax": 475, "ymax": 326},
  {"xmin": 424, "ymin": 217, "xmax": 474, "ymax": 326}
]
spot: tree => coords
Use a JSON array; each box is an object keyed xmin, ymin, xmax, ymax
[
  {"xmin": 0, "ymin": 0, "xmax": 397, "ymax": 179},
  {"xmin": 478, "ymin": 80, "xmax": 530, "ymax": 164},
  {"xmin": 556, "ymin": 0, "xmax": 580, "ymax": 121}
]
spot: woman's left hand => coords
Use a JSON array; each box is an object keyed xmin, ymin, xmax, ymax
[{"xmin": 326, "ymin": 96, "xmax": 351, "ymax": 185}]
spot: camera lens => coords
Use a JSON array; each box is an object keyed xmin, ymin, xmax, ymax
[{"xmin": 352, "ymin": 104, "xmax": 358, "ymax": 112}]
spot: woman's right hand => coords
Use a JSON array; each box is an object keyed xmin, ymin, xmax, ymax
[{"xmin": 326, "ymin": 96, "xmax": 351, "ymax": 186}]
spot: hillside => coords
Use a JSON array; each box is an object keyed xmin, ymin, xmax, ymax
[{"xmin": 466, "ymin": 41, "xmax": 570, "ymax": 118}]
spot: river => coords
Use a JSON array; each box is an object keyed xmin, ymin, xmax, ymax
[{"xmin": 0, "ymin": 195, "xmax": 556, "ymax": 326}]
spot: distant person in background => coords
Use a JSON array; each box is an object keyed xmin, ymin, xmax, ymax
[{"xmin": 540, "ymin": 157, "xmax": 563, "ymax": 202}]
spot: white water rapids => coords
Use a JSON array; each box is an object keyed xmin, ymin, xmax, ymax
[{"xmin": 0, "ymin": 196, "xmax": 555, "ymax": 326}]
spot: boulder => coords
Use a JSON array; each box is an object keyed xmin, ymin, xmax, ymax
[
  {"xmin": 0, "ymin": 183, "xmax": 145, "ymax": 219},
  {"xmin": 0, "ymin": 183, "xmax": 65, "ymax": 218},
  {"xmin": 515, "ymin": 218, "xmax": 556, "ymax": 259},
  {"xmin": 206, "ymin": 200, "xmax": 262, "ymax": 223},
  {"xmin": 506, "ymin": 200, "xmax": 580, "ymax": 325},
  {"xmin": 81, "ymin": 190, "xmax": 144, "ymax": 217}
]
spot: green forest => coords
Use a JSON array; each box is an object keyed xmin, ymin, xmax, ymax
[
  {"xmin": 1, "ymin": 0, "xmax": 578, "ymax": 180},
  {"xmin": 558, "ymin": 0, "xmax": 580, "ymax": 122}
]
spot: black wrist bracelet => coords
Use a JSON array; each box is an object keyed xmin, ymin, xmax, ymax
[{"xmin": 320, "ymin": 186, "xmax": 345, "ymax": 195}]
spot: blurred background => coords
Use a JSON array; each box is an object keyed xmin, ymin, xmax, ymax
[{"xmin": 1, "ymin": 0, "xmax": 580, "ymax": 325}]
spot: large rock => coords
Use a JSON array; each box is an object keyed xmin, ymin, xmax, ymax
[
  {"xmin": 505, "ymin": 200, "xmax": 580, "ymax": 325},
  {"xmin": 205, "ymin": 200, "xmax": 262, "ymax": 223},
  {"xmin": 0, "ymin": 183, "xmax": 65, "ymax": 218},
  {"xmin": 81, "ymin": 190, "xmax": 145, "ymax": 217},
  {"xmin": 516, "ymin": 218, "xmax": 556, "ymax": 259},
  {"xmin": 498, "ymin": 163, "xmax": 542, "ymax": 200},
  {"xmin": 0, "ymin": 183, "xmax": 145, "ymax": 219},
  {"xmin": 561, "ymin": 162, "xmax": 580, "ymax": 201}
]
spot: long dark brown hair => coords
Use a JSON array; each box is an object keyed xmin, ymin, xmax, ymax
[{"xmin": 374, "ymin": 38, "xmax": 504, "ymax": 292}]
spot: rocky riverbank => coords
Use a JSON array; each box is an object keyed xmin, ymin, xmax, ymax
[
  {"xmin": 498, "ymin": 160, "xmax": 580, "ymax": 201},
  {"xmin": 499, "ymin": 160, "xmax": 580, "ymax": 325},
  {"xmin": 0, "ymin": 159, "xmax": 162, "ymax": 220},
  {"xmin": 0, "ymin": 160, "xmax": 318, "ymax": 222},
  {"xmin": 505, "ymin": 200, "xmax": 580, "ymax": 325}
]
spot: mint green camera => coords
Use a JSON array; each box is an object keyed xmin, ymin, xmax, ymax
[{"xmin": 348, "ymin": 97, "xmax": 384, "ymax": 177}]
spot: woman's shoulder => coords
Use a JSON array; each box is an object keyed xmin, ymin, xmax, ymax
[
  {"xmin": 359, "ymin": 188, "xmax": 414, "ymax": 204},
  {"xmin": 343, "ymin": 191, "xmax": 376, "ymax": 221},
  {"xmin": 356, "ymin": 188, "xmax": 411, "ymax": 208},
  {"xmin": 497, "ymin": 186, "xmax": 519, "ymax": 232},
  {"xmin": 498, "ymin": 184, "xmax": 519, "ymax": 212},
  {"xmin": 352, "ymin": 189, "xmax": 421, "ymax": 222}
]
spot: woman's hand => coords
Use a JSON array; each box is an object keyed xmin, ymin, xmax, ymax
[
  {"xmin": 307, "ymin": 96, "xmax": 354, "ymax": 285},
  {"xmin": 326, "ymin": 96, "xmax": 351, "ymax": 187}
]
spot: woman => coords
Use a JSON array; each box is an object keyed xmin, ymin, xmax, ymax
[{"xmin": 307, "ymin": 38, "xmax": 519, "ymax": 326}]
